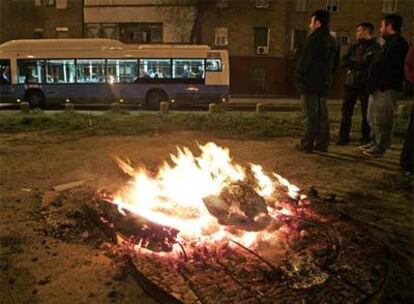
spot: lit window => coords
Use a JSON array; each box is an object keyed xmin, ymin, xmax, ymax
[
  {"xmin": 383, "ymin": 0, "xmax": 397, "ymax": 13},
  {"xmin": 206, "ymin": 59, "xmax": 222, "ymax": 72},
  {"xmin": 46, "ymin": 59, "xmax": 76, "ymax": 83},
  {"xmin": 107, "ymin": 59, "xmax": 138, "ymax": 83},
  {"xmin": 215, "ymin": 28, "xmax": 228, "ymax": 46},
  {"xmin": 172, "ymin": 59, "xmax": 205, "ymax": 79},
  {"xmin": 76, "ymin": 59, "xmax": 106, "ymax": 83},
  {"xmin": 0, "ymin": 60, "xmax": 11, "ymax": 85},
  {"xmin": 17, "ymin": 60, "xmax": 45, "ymax": 84},
  {"xmin": 139, "ymin": 59, "xmax": 171, "ymax": 79}
]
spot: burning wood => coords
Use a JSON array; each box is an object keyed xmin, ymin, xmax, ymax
[
  {"xmin": 83, "ymin": 196, "xmax": 178, "ymax": 252},
  {"xmin": 203, "ymin": 181, "xmax": 270, "ymax": 231}
]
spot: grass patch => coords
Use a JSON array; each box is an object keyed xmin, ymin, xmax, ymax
[
  {"xmin": 0, "ymin": 110, "xmax": 302, "ymax": 139},
  {"xmin": 0, "ymin": 109, "xmax": 409, "ymax": 140}
]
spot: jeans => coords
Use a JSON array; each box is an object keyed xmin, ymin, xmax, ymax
[
  {"xmin": 338, "ymin": 88, "xmax": 370, "ymax": 142},
  {"xmin": 367, "ymin": 89, "xmax": 399, "ymax": 152},
  {"xmin": 300, "ymin": 94, "xmax": 330, "ymax": 150}
]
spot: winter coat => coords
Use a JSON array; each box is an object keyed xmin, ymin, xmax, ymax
[
  {"xmin": 367, "ymin": 33, "xmax": 409, "ymax": 93},
  {"xmin": 295, "ymin": 27, "xmax": 340, "ymax": 96},
  {"xmin": 342, "ymin": 38, "xmax": 380, "ymax": 89}
]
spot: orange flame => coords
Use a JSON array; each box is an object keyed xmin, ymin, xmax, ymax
[{"xmin": 111, "ymin": 142, "xmax": 304, "ymax": 253}]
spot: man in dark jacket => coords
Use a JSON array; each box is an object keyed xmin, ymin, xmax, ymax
[
  {"xmin": 295, "ymin": 10, "xmax": 340, "ymax": 153},
  {"xmin": 362, "ymin": 14, "xmax": 409, "ymax": 157},
  {"xmin": 337, "ymin": 23, "xmax": 380, "ymax": 145}
]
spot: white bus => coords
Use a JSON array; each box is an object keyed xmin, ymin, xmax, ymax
[{"xmin": 0, "ymin": 39, "xmax": 229, "ymax": 109}]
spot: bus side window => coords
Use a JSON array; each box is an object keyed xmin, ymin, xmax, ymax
[
  {"xmin": 76, "ymin": 59, "xmax": 106, "ymax": 83},
  {"xmin": 139, "ymin": 59, "xmax": 171, "ymax": 79},
  {"xmin": 46, "ymin": 60, "xmax": 76, "ymax": 84},
  {"xmin": 0, "ymin": 59, "xmax": 11, "ymax": 84},
  {"xmin": 206, "ymin": 59, "xmax": 222, "ymax": 72},
  {"xmin": 17, "ymin": 60, "xmax": 45, "ymax": 84},
  {"xmin": 172, "ymin": 59, "xmax": 205, "ymax": 79},
  {"xmin": 107, "ymin": 59, "xmax": 138, "ymax": 83}
]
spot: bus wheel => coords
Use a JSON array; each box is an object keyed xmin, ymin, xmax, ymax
[
  {"xmin": 26, "ymin": 91, "xmax": 45, "ymax": 109},
  {"xmin": 146, "ymin": 90, "xmax": 168, "ymax": 110}
]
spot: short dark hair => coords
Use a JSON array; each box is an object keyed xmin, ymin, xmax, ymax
[
  {"xmin": 383, "ymin": 14, "xmax": 403, "ymax": 32},
  {"xmin": 311, "ymin": 10, "xmax": 330, "ymax": 28},
  {"xmin": 357, "ymin": 22, "xmax": 374, "ymax": 34}
]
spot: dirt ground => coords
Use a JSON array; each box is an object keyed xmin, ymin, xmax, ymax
[{"xmin": 0, "ymin": 130, "xmax": 412, "ymax": 303}]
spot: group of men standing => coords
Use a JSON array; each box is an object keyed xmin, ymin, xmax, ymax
[{"xmin": 295, "ymin": 10, "xmax": 412, "ymax": 174}]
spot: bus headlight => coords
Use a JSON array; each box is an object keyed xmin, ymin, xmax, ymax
[
  {"xmin": 171, "ymin": 99, "xmax": 175, "ymax": 103},
  {"xmin": 16, "ymin": 99, "xmax": 21, "ymax": 103},
  {"xmin": 65, "ymin": 99, "xmax": 70, "ymax": 103}
]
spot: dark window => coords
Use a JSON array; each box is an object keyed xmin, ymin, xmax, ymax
[
  {"xmin": 34, "ymin": 30, "xmax": 43, "ymax": 39},
  {"xmin": 120, "ymin": 23, "xmax": 163, "ymax": 44},
  {"xmin": 17, "ymin": 59, "xmax": 45, "ymax": 84},
  {"xmin": 206, "ymin": 59, "xmax": 222, "ymax": 72},
  {"xmin": 292, "ymin": 30, "xmax": 308, "ymax": 55},
  {"xmin": 76, "ymin": 59, "xmax": 106, "ymax": 83},
  {"xmin": 139, "ymin": 59, "xmax": 171, "ymax": 79},
  {"xmin": 172, "ymin": 59, "xmax": 205, "ymax": 79},
  {"xmin": 40, "ymin": 0, "xmax": 55, "ymax": 7},
  {"xmin": 326, "ymin": 0, "xmax": 339, "ymax": 12},
  {"xmin": 255, "ymin": 0, "xmax": 270, "ymax": 8},
  {"xmin": 45, "ymin": 59, "xmax": 76, "ymax": 83},
  {"xmin": 0, "ymin": 59, "xmax": 11, "ymax": 84},
  {"xmin": 107, "ymin": 59, "xmax": 138, "ymax": 83},
  {"xmin": 254, "ymin": 27, "xmax": 269, "ymax": 48}
]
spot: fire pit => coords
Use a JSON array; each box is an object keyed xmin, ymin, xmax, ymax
[{"xmin": 80, "ymin": 142, "xmax": 388, "ymax": 303}]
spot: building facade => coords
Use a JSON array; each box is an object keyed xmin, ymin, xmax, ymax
[
  {"xmin": 1, "ymin": 0, "xmax": 413, "ymax": 97},
  {"xmin": 0, "ymin": 0, "xmax": 84, "ymax": 42}
]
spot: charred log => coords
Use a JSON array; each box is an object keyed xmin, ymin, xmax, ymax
[{"xmin": 83, "ymin": 198, "xmax": 179, "ymax": 252}]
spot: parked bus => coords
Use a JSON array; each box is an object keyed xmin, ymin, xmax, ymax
[{"xmin": 0, "ymin": 39, "xmax": 229, "ymax": 109}]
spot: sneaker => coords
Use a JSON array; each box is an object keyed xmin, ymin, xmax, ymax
[
  {"xmin": 359, "ymin": 142, "xmax": 374, "ymax": 151},
  {"xmin": 295, "ymin": 144, "xmax": 312, "ymax": 154},
  {"xmin": 362, "ymin": 146, "xmax": 384, "ymax": 157}
]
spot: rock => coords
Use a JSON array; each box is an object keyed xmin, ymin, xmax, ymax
[
  {"xmin": 41, "ymin": 191, "xmax": 60, "ymax": 208},
  {"xmin": 38, "ymin": 276, "xmax": 51, "ymax": 285}
]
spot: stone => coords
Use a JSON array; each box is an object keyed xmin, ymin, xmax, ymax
[
  {"xmin": 20, "ymin": 102, "xmax": 30, "ymax": 114},
  {"xmin": 256, "ymin": 103, "xmax": 265, "ymax": 114},
  {"xmin": 160, "ymin": 101, "xmax": 169, "ymax": 114},
  {"xmin": 111, "ymin": 102, "xmax": 120, "ymax": 113},
  {"xmin": 209, "ymin": 103, "xmax": 220, "ymax": 114},
  {"xmin": 64, "ymin": 102, "xmax": 74, "ymax": 111}
]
